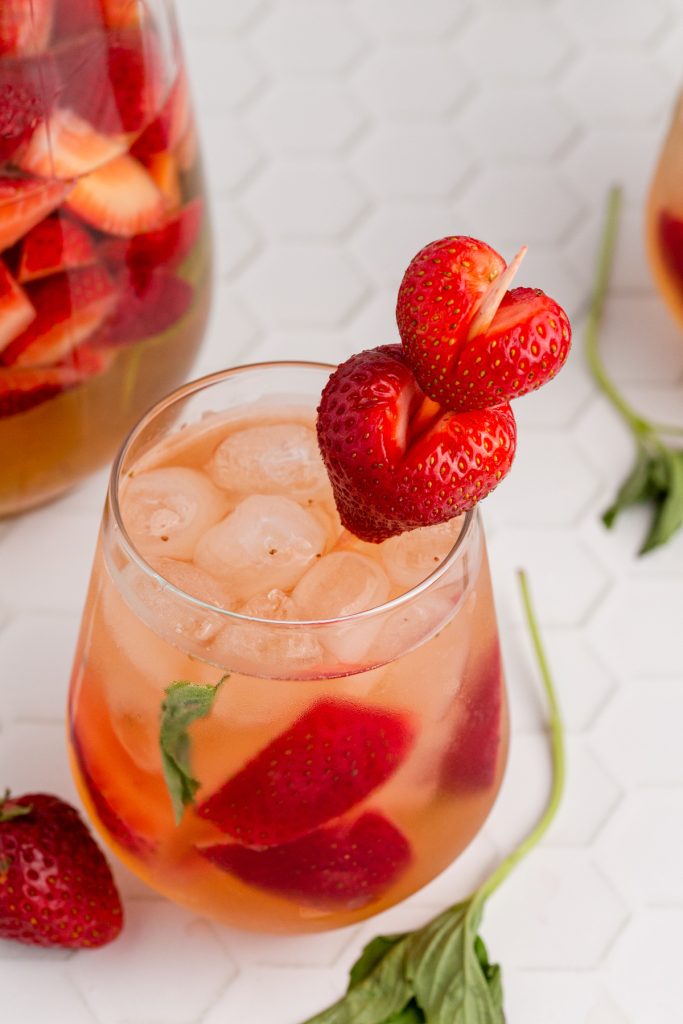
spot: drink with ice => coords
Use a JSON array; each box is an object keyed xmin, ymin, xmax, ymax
[{"xmin": 68, "ymin": 364, "xmax": 508, "ymax": 933}]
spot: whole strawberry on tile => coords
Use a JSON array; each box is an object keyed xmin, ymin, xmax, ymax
[{"xmin": 0, "ymin": 790, "xmax": 123, "ymax": 949}]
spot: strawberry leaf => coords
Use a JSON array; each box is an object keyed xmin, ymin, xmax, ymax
[{"xmin": 159, "ymin": 678, "xmax": 226, "ymax": 823}]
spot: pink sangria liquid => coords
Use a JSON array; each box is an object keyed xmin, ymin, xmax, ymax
[
  {"xmin": 68, "ymin": 365, "xmax": 508, "ymax": 933},
  {"xmin": 0, "ymin": 0, "xmax": 211, "ymax": 515}
]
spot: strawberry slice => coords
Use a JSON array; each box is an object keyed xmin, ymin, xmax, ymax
[
  {"xmin": 0, "ymin": 346, "xmax": 109, "ymax": 418},
  {"xmin": 52, "ymin": 0, "xmax": 103, "ymax": 40},
  {"xmin": 659, "ymin": 211, "xmax": 683, "ymax": 290},
  {"xmin": 0, "ymin": 259, "xmax": 35, "ymax": 352},
  {"xmin": 0, "ymin": 176, "xmax": 68, "ymax": 252},
  {"xmin": 199, "ymin": 811, "xmax": 411, "ymax": 910},
  {"xmin": 20, "ymin": 107, "xmax": 126, "ymax": 179},
  {"xmin": 196, "ymin": 699, "xmax": 414, "ymax": 848},
  {"xmin": 100, "ymin": 198, "xmax": 203, "ymax": 273},
  {"xmin": 145, "ymin": 151, "xmax": 181, "ymax": 209},
  {"xmin": 0, "ymin": 81, "xmax": 43, "ymax": 164},
  {"xmin": 131, "ymin": 67, "xmax": 190, "ymax": 162},
  {"xmin": 94, "ymin": 270, "xmax": 192, "ymax": 347},
  {"xmin": 0, "ymin": 0, "xmax": 53, "ymax": 57},
  {"xmin": 440, "ymin": 642, "xmax": 503, "ymax": 791},
  {"xmin": 397, "ymin": 236, "xmax": 571, "ymax": 412},
  {"xmin": 67, "ymin": 154, "xmax": 166, "ymax": 237},
  {"xmin": 316, "ymin": 345, "xmax": 517, "ymax": 543},
  {"xmin": 17, "ymin": 213, "xmax": 96, "ymax": 282},
  {"xmin": 2, "ymin": 265, "xmax": 116, "ymax": 367}
]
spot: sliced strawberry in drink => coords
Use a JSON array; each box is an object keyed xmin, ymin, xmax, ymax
[
  {"xmin": 0, "ymin": 346, "xmax": 109, "ymax": 418},
  {"xmin": 18, "ymin": 213, "xmax": 96, "ymax": 282},
  {"xmin": 101, "ymin": 198, "xmax": 203, "ymax": 273},
  {"xmin": 67, "ymin": 154, "xmax": 166, "ymax": 237},
  {"xmin": 2, "ymin": 265, "xmax": 117, "ymax": 367},
  {"xmin": 0, "ymin": 81, "xmax": 43, "ymax": 165},
  {"xmin": 131, "ymin": 67, "xmax": 190, "ymax": 162},
  {"xmin": 659, "ymin": 211, "xmax": 683, "ymax": 289},
  {"xmin": 0, "ymin": 175, "xmax": 68, "ymax": 252},
  {"xmin": 0, "ymin": 259, "xmax": 35, "ymax": 353},
  {"xmin": 95, "ymin": 270, "xmax": 192, "ymax": 346},
  {"xmin": 199, "ymin": 811, "xmax": 411, "ymax": 910},
  {"xmin": 19, "ymin": 107, "xmax": 126, "ymax": 179},
  {"xmin": 0, "ymin": 0, "xmax": 53, "ymax": 57},
  {"xmin": 196, "ymin": 699, "xmax": 415, "ymax": 848},
  {"xmin": 52, "ymin": 0, "xmax": 103, "ymax": 40},
  {"xmin": 440, "ymin": 642, "xmax": 503, "ymax": 792},
  {"xmin": 146, "ymin": 151, "xmax": 181, "ymax": 209},
  {"xmin": 101, "ymin": 0, "xmax": 141, "ymax": 29},
  {"xmin": 316, "ymin": 345, "xmax": 517, "ymax": 542}
]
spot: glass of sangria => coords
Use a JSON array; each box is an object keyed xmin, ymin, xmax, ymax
[
  {"xmin": 0, "ymin": 0, "xmax": 212, "ymax": 516},
  {"xmin": 646, "ymin": 90, "xmax": 683, "ymax": 328},
  {"xmin": 68, "ymin": 362, "xmax": 508, "ymax": 934}
]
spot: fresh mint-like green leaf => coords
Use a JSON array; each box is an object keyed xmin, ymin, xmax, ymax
[
  {"xmin": 159, "ymin": 678, "xmax": 226, "ymax": 823},
  {"xmin": 602, "ymin": 446, "xmax": 655, "ymax": 528},
  {"xmin": 300, "ymin": 571, "xmax": 564, "ymax": 1024},
  {"xmin": 640, "ymin": 449, "xmax": 683, "ymax": 554},
  {"xmin": 349, "ymin": 934, "xmax": 407, "ymax": 990}
]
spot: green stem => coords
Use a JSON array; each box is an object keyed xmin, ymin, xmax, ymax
[
  {"xmin": 584, "ymin": 186, "xmax": 654, "ymax": 440},
  {"xmin": 474, "ymin": 570, "xmax": 565, "ymax": 905}
]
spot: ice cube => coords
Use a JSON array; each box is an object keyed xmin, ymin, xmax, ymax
[
  {"xmin": 208, "ymin": 423, "xmax": 329, "ymax": 501},
  {"xmin": 293, "ymin": 551, "xmax": 391, "ymax": 664},
  {"xmin": 121, "ymin": 466, "xmax": 228, "ymax": 560},
  {"xmin": 379, "ymin": 517, "xmax": 465, "ymax": 589},
  {"xmin": 193, "ymin": 494, "xmax": 327, "ymax": 603}
]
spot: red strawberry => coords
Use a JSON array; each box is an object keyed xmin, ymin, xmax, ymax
[
  {"xmin": 52, "ymin": 0, "xmax": 103, "ymax": 39},
  {"xmin": 0, "ymin": 81, "xmax": 42, "ymax": 164},
  {"xmin": 0, "ymin": 0, "xmax": 53, "ymax": 57},
  {"xmin": 0, "ymin": 259, "xmax": 35, "ymax": 353},
  {"xmin": 397, "ymin": 236, "xmax": 571, "ymax": 411},
  {"xmin": 0, "ymin": 175, "xmax": 68, "ymax": 252},
  {"xmin": 659, "ymin": 211, "xmax": 683, "ymax": 289},
  {"xmin": 199, "ymin": 811, "xmax": 411, "ymax": 910},
  {"xmin": 2, "ymin": 265, "xmax": 116, "ymax": 367},
  {"xmin": 94, "ymin": 270, "xmax": 192, "ymax": 347},
  {"xmin": 0, "ymin": 790, "xmax": 122, "ymax": 948},
  {"xmin": 316, "ymin": 345, "xmax": 516, "ymax": 543},
  {"xmin": 67, "ymin": 155, "xmax": 166, "ymax": 237},
  {"xmin": 18, "ymin": 213, "xmax": 96, "ymax": 282},
  {"xmin": 100, "ymin": 198, "xmax": 203, "ymax": 275},
  {"xmin": 440, "ymin": 642, "xmax": 504, "ymax": 791},
  {"xmin": 0, "ymin": 345, "xmax": 110, "ymax": 417},
  {"xmin": 131, "ymin": 67, "xmax": 190, "ymax": 162},
  {"xmin": 19, "ymin": 107, "xmax": 126, "ymax": 179},
  {"xmin": 196, "ymin": 699, "xmax": 414, "ymax": 848},
  {"xmin": 71, "ymin": 732, "xmax": 156, "ymax": 857}
]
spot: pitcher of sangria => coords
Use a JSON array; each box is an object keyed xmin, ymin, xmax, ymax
[
  {"xmin": 647, "ymin": 90, "xmax": 683, "ymax": 328},
  {"xmin": 0, "ymin": 0, "xmax": 212, "ymax": 516}
]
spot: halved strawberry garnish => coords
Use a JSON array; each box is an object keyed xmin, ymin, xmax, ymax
[
  {"xmin": 196, "ymin": 699, "xmax": 414, "ymax": 848},
  {"xmin": 100, "ymin": 197, "xmax": 203, "ymax": 274},
  {"xmin": 18, "ymin": 212, "xmax": 96, "ymax": 282},
  {"xmin": 94, "ymin": 270, "xmax": 192, "ymax": 347},
  {"xmin": 397, "ymin": 236, "xmax": 571, "ymax": 412},
  {"xmin": 0, "ymin": 259, "xmax": 35, "ymax": 353},
  {"xmin": 0, "ymin": 0, "xmax": 53, "ymax": 57},
  {"xmin": 67, "ymin": 154, "xmax": 166, "ymax": 237},
  {"xmin": 19, "ymin": 107, "xmax": 126, "ymax": 179},
  {"xmin": 0, "ymin": 175, "xmax": 68, "ymax": 252},
  {"xmin": 2, "ymin": 265, "xmax": 116, "ymax": 367},
  {"xmin": 0, "ymin": 346, "xmax": 109, "ymax": 418},
  {"xmin": 440, "ymin": 642, "xmax": 504, "ymax": 791},
  {"xmin": 316, "ymin": 345, "xmax": 517, "ymax": 543},
  {"xmin": 199, "ymin": 811, "xmax": 411, "ymax": 910}
]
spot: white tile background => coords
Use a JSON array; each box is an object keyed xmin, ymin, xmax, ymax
[{"xmin": 2, "ymin": 0, "xmax": 683, "ymax": 1021}]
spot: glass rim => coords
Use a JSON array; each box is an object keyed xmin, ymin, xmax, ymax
[{"xmin": 108, "ymin": 361, "xmax": 477, "ymax": 629}]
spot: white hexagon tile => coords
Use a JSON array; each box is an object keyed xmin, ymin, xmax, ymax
[{"xmin": 2, "ymin": 1, "xmax": 683, "ymax": 1022}]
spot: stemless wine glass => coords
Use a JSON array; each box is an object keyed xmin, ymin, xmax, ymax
[
  {"xmin": 68, "ymin": 364, "xmax": 508, "ymax": 934},
  {"xmin": 0, "ymin": 0, "xmax": 211, "ymax": 516},
  {"xmin": 646, "ymin": 90, "xmax": 683, "ymax": 329}
]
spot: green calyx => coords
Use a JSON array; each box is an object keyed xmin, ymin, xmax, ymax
[
  {"xmin": 586, "ymin": 185, "xmax": 683, "ymax": 554},
  {"xmin": 0, "ymin": 790, "xmax": 33, "ymax": 823}
]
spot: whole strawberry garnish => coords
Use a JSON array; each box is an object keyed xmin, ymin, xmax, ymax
[
  {"xmin": 196, "ymin": 698, "xmax": 414, "ymax": 848},
  {"xmin": 0, "ymin": 791, "xmax": 123, "ymax": 948},
  {"xmin": 199, "ymin": 811, "xmax": 411, "ymax": 910},
  {"xmin": 316, "ymin": 345, "xmax": 516, "ymax": 543},
  {"xmin": 397, "ymin": 236, "xmax": 571, "ymax": 411}
]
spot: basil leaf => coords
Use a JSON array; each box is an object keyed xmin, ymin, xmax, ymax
[
  {"xmin": 641, "ymin": 449, "xmax": 683, "ymax": 554},
  {"xmin": 349, "ymin": 935, "xmax": 407, "ymax": 990},
  {"xmin": 302, "ymin": 902, "xmax": 503, "ymax": 1024},
  {"xmin": 602, "ymin": 446, "xmax": 654, "ymax": 528},
  {"xmin": 159, "ymin": 678, "xmax": 226, "ymax": 823}
]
